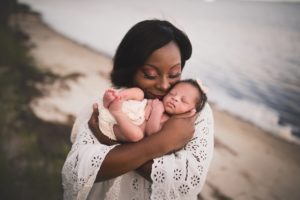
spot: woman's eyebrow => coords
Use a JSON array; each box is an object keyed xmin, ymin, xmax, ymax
[
  {"xmin": 144, "ymin": 64, "xmax": 158, "ymax": 70},
  {"xmin": 170, "ymin": 63, "xmax": 181, "ymax": 69},
  {"xmin": 144, "ymin": 63, "xmax": 181, "ymax": 70}
]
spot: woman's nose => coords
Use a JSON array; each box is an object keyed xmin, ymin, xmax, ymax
[{"xmin": 157, "ymin": 77, "xmax": 170, "ymax": 91}]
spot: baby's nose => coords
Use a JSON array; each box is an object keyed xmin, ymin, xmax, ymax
[{"xmin": 172, "ymin": 96, "xmax": 179, "ymax": 102}]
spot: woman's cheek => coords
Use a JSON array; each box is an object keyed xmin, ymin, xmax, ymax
[
  {"xmin": 140, "ymin": 80, "xmax": 155, "ymax": 91},
  {"xmin": 170, "ymin": 77, "xmax": 181, "ymax": 85}
]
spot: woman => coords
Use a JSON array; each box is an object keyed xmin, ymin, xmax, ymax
[{"xmin": 62, "ymin": 20, "xmax": 214, "ymax": 200}]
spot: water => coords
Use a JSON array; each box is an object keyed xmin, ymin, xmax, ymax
[{"xmin": 19, "ymin": 0, "xmax": 300, "ymax": 144}]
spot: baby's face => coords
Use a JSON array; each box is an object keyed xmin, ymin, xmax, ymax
[{"xmin": 163, "ymin": 83, "xmax": 198, "ymax": 115}]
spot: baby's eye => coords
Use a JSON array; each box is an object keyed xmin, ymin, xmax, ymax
[{"xmin": 182, "ymin": 97, "xmax": 189, "ymax": 104}]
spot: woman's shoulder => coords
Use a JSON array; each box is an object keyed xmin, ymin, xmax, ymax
[{"xmin": 194, "ymin": 102, "xmax": 214, "ymax": 136}]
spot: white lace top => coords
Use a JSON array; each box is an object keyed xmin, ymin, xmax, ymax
[{"xmin": 62, "ymin": 102, "xmax": 214, "ymax": 200}]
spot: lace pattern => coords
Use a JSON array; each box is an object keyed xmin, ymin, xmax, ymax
[
  {"xmin": 62, "ymin": 103, "xmax": 214, "ymax": 200},
  {"xmin": 62, "ymin": 104, "xmax": 118, "ymax": 200},
  {"xmin": 151, "ymin": 104, "xmax": 214, "ymax": 200}
]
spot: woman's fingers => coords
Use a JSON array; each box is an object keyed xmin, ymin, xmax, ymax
[
  {"xmin": 92, "ymin": 103, "xmax": 99, "ymax": 118},
  {"xmin": 88, "ymin": 103, "xmax": 99, "ymax": 132},
  {"xmin": 174, "ymin": 109, "xmax": 196, "ymax": 119}
]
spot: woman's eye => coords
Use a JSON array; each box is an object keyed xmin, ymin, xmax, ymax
[
  {"xmin": 169, "ymin": 73, "xmax": 181, "ymax": 79},
  {"xmin": 143, "ymin": 73, "xmax": 157, "ymax": 80}
]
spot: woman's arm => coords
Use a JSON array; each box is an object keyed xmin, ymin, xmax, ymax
[
  {"xmin": 88, "ymin": 104, "xmax": 196, "ymax": 182},
  {"xmin": 136, "ymin": 160, "xmax": 153, "ymax": 182}
]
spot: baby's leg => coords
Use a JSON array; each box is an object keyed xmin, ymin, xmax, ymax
[{"xmin": 103, "ymin": 89, "xmax": 118, "ymax": 108}]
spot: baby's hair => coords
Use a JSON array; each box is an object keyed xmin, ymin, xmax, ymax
[{"xmin": 171, "ymin": 79, "xmax": 207, "ymax": 113}]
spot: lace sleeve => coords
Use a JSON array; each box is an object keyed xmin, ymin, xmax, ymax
[
  {"xmin": 62, "ymin": 103, "xmax": 118, "ymax": 200},
  {"xmin": 150, "ymin": 103, "xmax": 214, "ymax": 200}
]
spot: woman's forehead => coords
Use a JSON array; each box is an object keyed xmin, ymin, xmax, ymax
[{"xmin": 144, "ymin": 41, "xmax": 181, "ymax": 70}]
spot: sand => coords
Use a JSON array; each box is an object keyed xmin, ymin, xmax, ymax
[{"xmin": 18, "ymin": 13, "xmax": 300, "ymax": 200}]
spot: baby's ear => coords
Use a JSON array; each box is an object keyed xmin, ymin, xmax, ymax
[{"xmin": 189, "ymin": 109, "xmax": 196, "ymax": 116}]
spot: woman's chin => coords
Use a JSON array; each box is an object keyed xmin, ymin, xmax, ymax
[{"xmin": 144, "ymin": 91, "xmax": 166, "ymax": 100}]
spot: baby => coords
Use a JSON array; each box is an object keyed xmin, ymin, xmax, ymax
[{"xmin": 99, "ymin": 79, "xmax": 207, "ymax": 142}]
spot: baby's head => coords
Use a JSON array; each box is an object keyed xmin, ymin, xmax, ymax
[{"xmin": 162, "ymin": 79, "xmax": 207, "ymax": 115}]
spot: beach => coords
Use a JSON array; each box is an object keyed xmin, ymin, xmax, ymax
[{"xmin": 19, "ymin": 12, "xmax": 300, "ymax": 200}]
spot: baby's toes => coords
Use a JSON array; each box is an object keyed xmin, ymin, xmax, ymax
[{"xmin": 103, "ymin": 93, "xmax": 116, "ymax": 108}]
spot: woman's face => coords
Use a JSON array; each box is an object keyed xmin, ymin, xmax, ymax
[{"xmin": 133, "ymin": 41, "xmax": 182, "ymax": 100}]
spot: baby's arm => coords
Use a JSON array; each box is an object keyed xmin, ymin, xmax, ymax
[
  {"xmin": 109, "ymin": 97, "xmax": 144, "ymax": 142},
  {"xmin": 145, "ymin": 99, "xmax": 165, "ymax": 135}
]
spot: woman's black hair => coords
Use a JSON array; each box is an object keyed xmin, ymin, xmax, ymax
[
  {"xmin": 111, "ymin": 19, "xmax": 192, "ymax": 87},
  {"xmin": 171, "ymin": 79, "xmax": 207, "ymax": 113}
]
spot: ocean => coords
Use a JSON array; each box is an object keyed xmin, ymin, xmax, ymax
[{"xmin": 19, "ymin": 0, "xmax": 300, "ymax": 144}]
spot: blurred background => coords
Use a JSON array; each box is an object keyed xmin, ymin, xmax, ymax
[
  {"xmin": 19, "ymin": 0, "xmax": 300, "ymax": 142},
  {"xmin": 1, "ymin": 0, "xmax": 300, "ymax": 199}
]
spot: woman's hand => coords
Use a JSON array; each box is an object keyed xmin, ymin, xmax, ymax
[
  {"xmin": 88, "ymin": 103, "xmax": 100, "ymax": 135},
  {"xmin": 134, "ymin": 113, "xmax": 198, "ymax": 180},
  {"xmin": 173, "ymin": 108, "xmax": 196, "ymax": 119},
  {"xmin": 159, "ymin": 113, "xmax": 197, "ymax": 152},
  {"xmin": 88, "ymin": 103, "xmax": 118, "ymax": 146}
]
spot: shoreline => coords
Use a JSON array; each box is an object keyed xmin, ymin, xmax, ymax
[
  {"xmin": 19, "ymin": 12, "xmax": 300, "ymax": 200},
  {"xmin": 213, "ymin": 103, "xmax": 300, "ymax": 146}
]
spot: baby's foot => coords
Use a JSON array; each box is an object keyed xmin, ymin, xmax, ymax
[
  {"xmin": 103, "ymin": 89, "xmax": 117, "ymax": 108},
  {"xmin": 108, "ymin": 96, "xmax": 123, "ymax": 114}
]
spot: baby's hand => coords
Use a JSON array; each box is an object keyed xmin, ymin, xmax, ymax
[
  {"xmin": 103, "ymin": 89, "xmax": 118, "ymax": 108},
  {"xmin": 151, "ymin": 99, "xmax": 165, "ymax": 114},
  {"xmin": 108, "ymin": 96, "xmax": 124, "ymax": 115}
]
